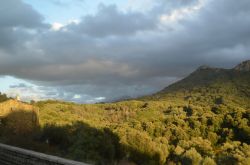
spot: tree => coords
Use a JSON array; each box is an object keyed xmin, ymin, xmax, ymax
[{"xmin": 182, "ymin": 148, "xmax": 202, "ymax": 165}]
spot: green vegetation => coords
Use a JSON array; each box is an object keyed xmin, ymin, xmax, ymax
[
  {"xmin": 0, "ymin": 92, "xmax": 9, "ymax": 103},
  {"xmin": 0, "ymin": 62, "xmax": 249, "ymax": 164}
]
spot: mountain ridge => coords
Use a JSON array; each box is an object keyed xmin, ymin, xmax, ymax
[
  {"xmin": 141, "ymin": 60, "xmax": 250, "ymax": 109},
  {"xmin": 160, "ymin": 60, "xmax": 250, "ymax": 92},
  {"xmin": 234, "ymin": 60, "xmax": 250, "ymax": 71}
]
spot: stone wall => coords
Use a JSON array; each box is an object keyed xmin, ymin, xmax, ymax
[{"xmin": 0, "ymin": 143, "xmax": 89, "ymax": 165}]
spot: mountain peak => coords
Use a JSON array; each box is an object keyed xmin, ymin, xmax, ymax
[
  {"xmin": 234, "ymin": 60, "xmax": 250, "ymax": 71},
  {"xmin": 197, "ymin": 65, "xmax": 212, "ymax": 70},
  {"xmin": 195, "ymin": 65, "xmax": 222, "ymax": 73}
]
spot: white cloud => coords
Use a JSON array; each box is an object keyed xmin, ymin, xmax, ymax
[
  {"xmin": 73, "ymin": 94, "xmax": 81, "ymax": 99},
  {"xmin": 51, "ymin": 19, "xmax": 80, "ymax": 31},
  {"xmin": 51, "ymin": 22, "xmax": 64, "ymax": 31},
  {"xmin": 6, "ymin": 84, "xmax": 45, "ymax": 102},
  {"xmin": 86, "ymin": 96, "xmax": 106, "ymax": 103},
  {"xmin": 160, "ymin": 0, "xmax": 207, "ymax": 24}
]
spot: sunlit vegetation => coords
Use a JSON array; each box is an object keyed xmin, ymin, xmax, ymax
[{"xmin": 0, "ymin": 66, "xmax": 249, "ymax": 164}]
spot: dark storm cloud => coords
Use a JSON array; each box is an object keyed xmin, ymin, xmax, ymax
[
  {"xmin": 0, "ymin": 0, "xmax": 45, "ymax": 28},
  {"xmin": 0, "ymin": 0, "xmax": 47, "ymax": 52},
  {"xmin": 0, "ymin": 0, "xmax": 250, "ymax": 102},
  {"xmin": 71, "ymin": 4, "xmax": 158, "ymax": 37}
]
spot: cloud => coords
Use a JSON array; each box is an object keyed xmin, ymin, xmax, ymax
[
  {"xmin": 69, "ymin": 4, "xmax": 158, "ymax": 37},
  {"xmin": 51, "ymin": 22, "xmax": 64, "ymax": 31},
  {"xmin": 0, "ymin": 0, "xmax": 45, "ymax": 28},
  {"xmin": 0, "ymin": 0, "xmax": 250, "ymax": 102},
  {"xmin": 5, "ymin": 81, "xmax": 104, "ymax": 103},
  {"xmin": 9, "ymin": 83, "xmax": 31, "ymax": 88},
  {"xmin": 0, "ymin": 0, "xmax": 47, "ymax": 53}
]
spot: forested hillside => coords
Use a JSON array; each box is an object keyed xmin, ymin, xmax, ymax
[{"xmin": 0, "ymin": 61, "xmax": 249, "ymax": 165}]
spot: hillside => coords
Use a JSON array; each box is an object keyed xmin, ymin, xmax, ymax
[
  {"xmin": 0, "ymin": 61, "xmax": 250, "ymax": 165},
  {"xmin": 0, "ymin": 99, "xmax": 39, "ymax": 135},
  {"xmin": 143, "ymin": 60, "xmax": 250, "ymax": 108}
]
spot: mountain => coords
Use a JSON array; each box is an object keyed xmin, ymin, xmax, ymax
[
  {"xmin": 159, "ymin": 60, "xmax": 250, "ymax": 93},
  {"xmin": 143, "ymin": 60, "xmax": 250, "ymax": 108},
  {"xmin": 234, "ymin": 60, "xmax": 250, "ymax": 71},
  {"xmin": 0, "ymin": 60, "xmax": 250, "ymax": 165}
]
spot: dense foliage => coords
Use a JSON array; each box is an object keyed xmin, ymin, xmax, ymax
[
  {"xmin": 0, "ymin": 92, "xmax": 9, "ymax": 103},
  {"xmin": 0, "ymin": 66, "xmax": 249, "ymax": 165}
]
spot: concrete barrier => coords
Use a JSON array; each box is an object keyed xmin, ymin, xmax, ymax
[{"xmin": 0, "ymin": 143, "xmax": 90, "ymax": 165}]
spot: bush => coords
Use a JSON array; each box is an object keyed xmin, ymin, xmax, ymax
[{"xmin": 182, "ymin": 148, "xmax": 202, "ymax": 165}]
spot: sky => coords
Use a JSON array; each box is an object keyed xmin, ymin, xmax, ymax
[{"xmin": 0, "ymin": 0, "xmax": 249, "ymax": 103}]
